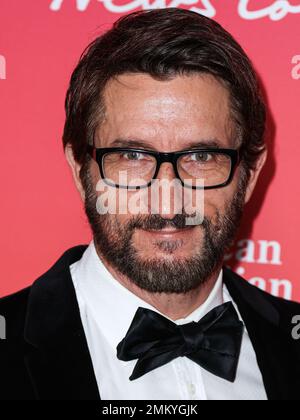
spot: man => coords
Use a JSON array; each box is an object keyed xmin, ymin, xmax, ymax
[{"xmin": 0, "ymin": 8, "xmax": 299, "ymax": 401}]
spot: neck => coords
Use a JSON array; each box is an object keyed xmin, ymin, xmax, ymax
[{"xmin": 94, "ymin": 245, "xmax": 222, "ymax": 321}]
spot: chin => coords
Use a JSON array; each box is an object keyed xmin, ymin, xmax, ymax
[
  {"xmin": 135, "ymin": 241, "xmax": 198, "ymax": 262},
  {"xmin": 133, "ymin": 226, "xmax": 203, "ymax": 259}
]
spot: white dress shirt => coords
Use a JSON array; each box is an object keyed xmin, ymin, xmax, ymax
[{"xmin": 70, "ymin": 240, "xmax": 267, "ymax": 400}]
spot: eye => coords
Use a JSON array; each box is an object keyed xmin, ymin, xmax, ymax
[
  {"xmin": 122, "ymin": 151, "xmax": 144, "ymax": 161},
  {"xmin": 190, "ymin": 152, "xmax": 213, "ymax": 162}
]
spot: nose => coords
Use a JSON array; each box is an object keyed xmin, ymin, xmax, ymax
[
  {"xmin": 153, "ymin": 162, "xmax": 183, "ymax": 220},
  {"xmin": 157, "ymin": 162, "xmax": 177, "ymax": 182}
]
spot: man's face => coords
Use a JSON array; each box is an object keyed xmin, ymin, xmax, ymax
[{"xmin": 76, "ymin": 73, "xmax": 254, "ymax": 294}]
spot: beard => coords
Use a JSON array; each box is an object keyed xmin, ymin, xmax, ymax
[{"xmin": 81, "ymin": 160, "xmax": 247, "ymax": 294}]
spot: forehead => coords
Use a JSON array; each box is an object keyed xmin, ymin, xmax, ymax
[{"xmin": 97, "ymin": 73, "xmax": 234, "ymax": 150}]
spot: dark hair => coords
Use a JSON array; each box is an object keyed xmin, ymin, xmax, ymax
[{"xmin": 63, "ymin": 8, "xmax": 266, "ymax": 180}]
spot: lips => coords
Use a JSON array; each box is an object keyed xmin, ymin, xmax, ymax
[{"xmin": 141, "ymin": 226, "xmax": 194, "ymax": 237}]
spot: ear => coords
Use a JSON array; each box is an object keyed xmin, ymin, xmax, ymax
[
  {"xmin": 65, "ymin": 144, "xmax": 85, "ymax": 201},
  {"xmin": 244, "ymin": 149, "xmax": 268, "ymax": 204}
]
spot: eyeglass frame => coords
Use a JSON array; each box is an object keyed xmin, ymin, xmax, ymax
[{"xmin": 87, "ymin": 145, "xmax": 242, "ymax": 190}]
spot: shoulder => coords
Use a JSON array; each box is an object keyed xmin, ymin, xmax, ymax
[
  {"xmin": 0, "ymin": 288, "xmax": 37, "ymax": 400},
  {"xmin": 261, "ymin": 289, "xmax": 300, "ymax": 325},
  {"xmin": 223, "ymin": 266, "xmax": 300, "ymax": 322},
  {"xmin": 0, "ymin": 244, "xmax": 89, "ymax": 341},
  {"xmin": 0, "ymin": 287, "xmax": 31, "ymax": 340},
  {"xmin": 0, "ymin": 286, "xmax": 31, "ymax": 310}
]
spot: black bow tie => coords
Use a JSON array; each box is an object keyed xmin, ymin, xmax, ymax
[{"xmin": 117, "ymin": 302, "xmax": 244, "ymax": 382}]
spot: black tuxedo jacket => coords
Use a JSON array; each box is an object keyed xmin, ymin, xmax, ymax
[{"xmin": 0, "ymin": 245, "xmax": 300, "ymax": 400}]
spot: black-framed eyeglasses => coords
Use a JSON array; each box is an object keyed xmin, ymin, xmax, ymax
[{"xmin": 87, "ymin": 145, "xmax": 241, "ymax": 190}]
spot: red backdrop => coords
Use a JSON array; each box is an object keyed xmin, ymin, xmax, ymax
[{"xmin": 0, "ymin": 1, "xmax": 299, "ymax": 300}]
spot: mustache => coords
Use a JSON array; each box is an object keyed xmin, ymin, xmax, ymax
[{"xmin": 125, "ymin": 213, "xmax": 209, "ymax": 232}]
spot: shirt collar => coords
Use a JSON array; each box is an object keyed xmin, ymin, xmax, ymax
[{"xmin": 71, "ymin": 240, "xmax": 225, "ymax": 350}]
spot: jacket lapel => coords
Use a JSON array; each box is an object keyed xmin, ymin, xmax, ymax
[
  {"xmin": 223, "ymin": 267, "xmax": 300, "ymax": 400},
  {"xmin": 24, "ymin": 245, "xmax": 100, "ymax": 400}
]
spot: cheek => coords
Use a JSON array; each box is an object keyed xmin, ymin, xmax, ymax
[
  {"xmin": 96, "ymin": 187, "xmax": 146, "ymax": 223},
  {"xmin": 203, "ymin": 186, "xmax": 236, "ymax": 221},
  {"xmin": 89, "ymin": 160, "xmax": 102, "ymax": 187},
  {"xmin": 113, "ymin": 213, "xmax": 135, "ymax": 226}
]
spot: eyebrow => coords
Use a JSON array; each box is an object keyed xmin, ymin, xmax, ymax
[{"xmin": 108, "ymin": 138, "xmax": 223, "ymax": 151}]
